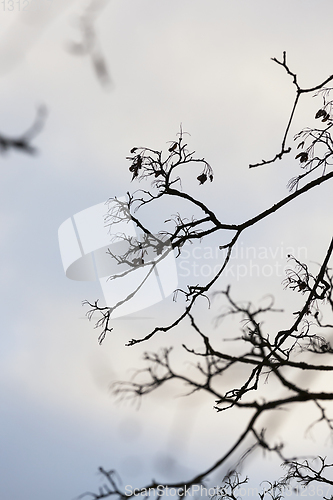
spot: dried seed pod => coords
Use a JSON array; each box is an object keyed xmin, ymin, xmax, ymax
[
  {"xmin": 129, "ymin": 156, "xmax": 142, "ymax": 179},
  {"xmin": 315, "ymin": 109, "xmax": 326, "ymax": 119},
  {"xmin": 295, "ymin": 152, "xmax": 308, "ymax": 163},
  {"xmin": 168, "ymin": 142, "xmax": 177, "ymax": 152},
  {"xmin": 197, "ymin": 173, "xmax": 207, "ymax": 185}
]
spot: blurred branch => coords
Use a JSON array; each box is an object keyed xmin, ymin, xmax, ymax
[
  {"xmin": 0, "ymin": 105, "xmax": 47, "ymax": 156},
  {"xmin": 68, "ymin": 0, "xmax": 112, "ymax": 88}
]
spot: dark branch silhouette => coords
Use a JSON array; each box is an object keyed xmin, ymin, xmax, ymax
[
  {"xmin": 80, "ymin": 53, "xmax": 333, "ymax": 499},
  {"xmin": 0, "ymin": 106, "xmax": 47, "ymax": 156},
  {"xmin": 249, "ymin": 51, "xmax": 333, "ymax": 169}
]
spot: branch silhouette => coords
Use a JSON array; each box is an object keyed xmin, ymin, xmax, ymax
[
  {"xmin": 81, "ymin": 54, "xmax": 333, "ymax": 499},
  {"xmin": 0, "ymin": 106, "xmax": 47, "ymax": 156}
]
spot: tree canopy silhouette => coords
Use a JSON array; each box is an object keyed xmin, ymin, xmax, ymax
[{"xmin": 81, "ymin": 53, "xmax": 333, "ymax": 500}]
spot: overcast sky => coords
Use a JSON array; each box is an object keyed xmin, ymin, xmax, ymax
[{"xmin": 0, "ymin": 1, "xmax": 333, "ymax": 499}]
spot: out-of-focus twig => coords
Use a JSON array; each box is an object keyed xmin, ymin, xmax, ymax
[
  {"xmin": 68, "ymin": 0, "xmax": 112, "ymax": 88},
  {"xmin": 0, "ymin": 105, "xmax": 47, "ymax": 155}
]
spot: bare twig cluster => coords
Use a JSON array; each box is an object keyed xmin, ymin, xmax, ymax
[{"xmin": 249, "ymin": 51, "xmax": 333, "ymax": 170}]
